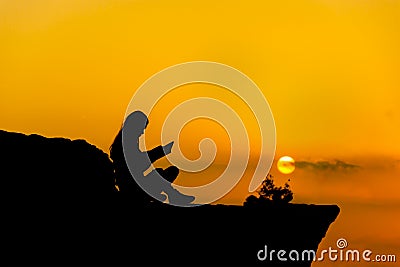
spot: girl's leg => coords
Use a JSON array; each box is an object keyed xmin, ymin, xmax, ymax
[{"xmin": 155, "ymin": 166, "xmax": 179, "ymax": 183}]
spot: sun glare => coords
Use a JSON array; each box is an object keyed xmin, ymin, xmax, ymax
[{"xmin": 277, "ymin": 156, "xmax": 295, "ymax": 175}]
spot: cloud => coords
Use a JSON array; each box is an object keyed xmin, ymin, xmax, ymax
[{"xmin": 295, "ymin": 160, "xmax": 361, "ymax": 171}]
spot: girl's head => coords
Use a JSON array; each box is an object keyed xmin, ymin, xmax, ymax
[
  {"xmin": 124, "ymin": 110, "xmax": 149, "ymax": 138},
  {"xmin": 110, "ymin": 110, "xmax": 149, "ymax": 160}
]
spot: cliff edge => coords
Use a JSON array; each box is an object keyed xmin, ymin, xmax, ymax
[{"xmin": 0, "ymin": 130, "xmax": 340, "ymax": 266}]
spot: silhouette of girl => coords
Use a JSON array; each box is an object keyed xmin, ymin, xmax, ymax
[{"xmin": 110, "ymin": 111, "xmax": 194, "ymax": 206}]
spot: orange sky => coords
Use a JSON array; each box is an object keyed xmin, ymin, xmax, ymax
[
  {"xmin": 1, "ymin": 1, "xmax": 399, "ymax": 266},
  {"xmin": 1, "ymin": 0, "xmax": 399, "ymax": 156}
]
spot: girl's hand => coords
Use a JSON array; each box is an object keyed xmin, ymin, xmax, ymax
[{"xmin": 163, "ymin": 141, "xmax": 174, "ymax": 155}]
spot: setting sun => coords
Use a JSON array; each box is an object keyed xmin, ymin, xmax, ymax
[{"xmin": 277, "ymin": 156, "xmax": 295, "ymax": 174}]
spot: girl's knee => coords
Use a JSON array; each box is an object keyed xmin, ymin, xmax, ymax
[
  {"xmin": 167, "ymin": 166, "xmax": 179, "ymax": 175},
  {"xmin": 164, "ymin": 166, "xmax": 179, "ymax": 182}
]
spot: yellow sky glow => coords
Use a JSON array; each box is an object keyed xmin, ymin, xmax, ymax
[{"xmin": 1, "ymin": 0, "xmax": 399, "ymax": 159}]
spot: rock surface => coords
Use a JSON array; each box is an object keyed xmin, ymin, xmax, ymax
[{"xmin": 0, "ymin": 130, "xmax": 340, "ymax": 266}]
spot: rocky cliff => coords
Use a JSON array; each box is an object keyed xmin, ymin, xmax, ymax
[{"xmin": 0, "ymin": 130, "xmax": 339, "ymax": 266}]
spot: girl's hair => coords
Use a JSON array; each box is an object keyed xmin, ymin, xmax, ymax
[
  {"xmin": 109, "ymin": 110, "xmax": 148, "ymax": 162},
  {"xmin": 109, "ymin": 126, "xmax": 123, "ymax": 162}
]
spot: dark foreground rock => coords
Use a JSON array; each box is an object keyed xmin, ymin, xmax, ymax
[{"xmin": 0, "ymin": 130, "xmax": 340, "ymax": 266}]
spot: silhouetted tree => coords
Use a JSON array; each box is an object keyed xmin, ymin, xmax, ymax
[{"xmin": 244, "ymin": 173, "xmax": 293, "ymax": 206}]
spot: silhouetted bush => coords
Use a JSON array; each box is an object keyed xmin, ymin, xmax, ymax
[{"xmin": 244, "ymin": 173, "xmax": 293, "ymax": 206}]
